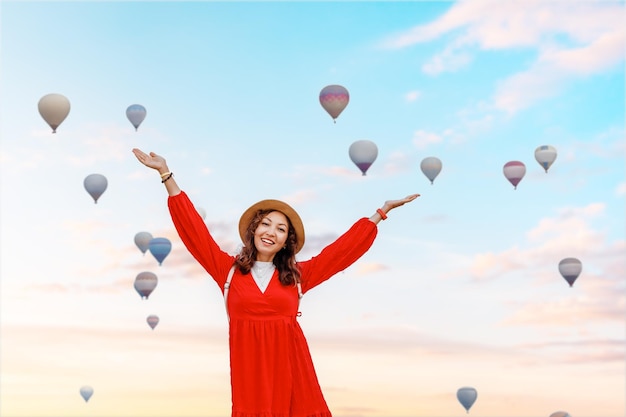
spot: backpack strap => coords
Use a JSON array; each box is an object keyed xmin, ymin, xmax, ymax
[
  {"xmin": 223, "ymin": 265, "xmax": 236, "ymax": 322},
  {"xmin": 223, "ymin": 265, "xmax": 304, "ymax": 321},
  {"xmin": 296, "ymin": 280, "xmax": 303, "ymax": 317}
]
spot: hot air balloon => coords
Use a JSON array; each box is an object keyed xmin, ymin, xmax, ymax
[
  {"xmin": 196, "ymin": 206, "xmax": 207, "ymax": 220},
  {"xmin": 420, "ymin": 156, "xmax": 442, "ymax": 184},
  {"xmin": 549, "ymin": 412, "xmax": 571, "ymax": 417},
  {"xmin": 503, "ymin": 161, "xmax": 526, "ymax": 189},
  {"xmin": 349, "ymin": 140, "xmax": 378, "ymax": 176},
  {"xmin": 134, "ymin": 271, "xmax": 158, "ymax": 299},
  {"xmin": 457, "ymin": 387, "xmax": 477, "ymax": 413},
  {"xmin": 149, "ymin": 237, "xmax": 172, "ymax": 266},
  {"xmin": 83, "ymin": 174, "xmax": 108, "ymax": 203},
  {"xmin": 535, "ymin": 145, "xmax": 557, "ymax": 173},
  {"xmin": 79, "ymin": 385, "xmax": 93, "ymax": 402},
  {"xmin": 558, "ymin": 257, "xmax": 582, "ymax": 287},
  {"xmin": 38, "ymin": 93, "xmax": 70, "ymax": 133},
  {"xmin": 134, "ymin": 231, "xmax": 153, "ymax": 255},
  {"xmin": 126, "ymin": 104, "xmax": 147, "ymax": 131},
  {"xmin": 319, "ymin": 85, "xmax": 349, "ymax": 123},
  {"xmin": 147, "ymin": 314, "xmax": 159, "ymax": 330}
]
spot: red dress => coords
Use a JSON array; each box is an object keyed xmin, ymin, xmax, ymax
[{"xmin": 168, "ymin": 192, "xmax": 378, "ymax": 417}]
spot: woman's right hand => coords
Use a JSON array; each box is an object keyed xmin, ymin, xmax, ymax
[
  {"xmin": 132, "ymin": 148, "xmax": 181, "ymax": 196},
  {"xmin": 132, "ymin": 148, "xmax": 168, "ymax": 173}
]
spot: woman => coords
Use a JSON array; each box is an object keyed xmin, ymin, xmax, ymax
[{"xmin": 132, "ymin": 148, "xmax": 419, "ymax": 417}]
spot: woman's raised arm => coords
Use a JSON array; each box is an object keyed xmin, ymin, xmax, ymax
[
  {"xmin": 368, "ymin": 193, "xmax": 420, "ymax": 224},
  {"xmin": 132, "ymin": 148, "xmax": 181, "ymax": 197}
]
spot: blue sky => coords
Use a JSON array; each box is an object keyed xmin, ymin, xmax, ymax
[{"xmin": 1, "ymin": 1, "xmax": 624, "ymax": 417}]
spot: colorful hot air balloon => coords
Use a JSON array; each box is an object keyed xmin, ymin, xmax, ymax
[
  {"xmin": 558, "ymin": 257, "xmax": 582, "ymax": 287},
  {"xmin": 83, "ymin": 174, "xmax": 108, "ymax": 203},
  {"xmin": 503, "ymin": 161, "xmax": 526, "ymax": 189},
  {"xmin": 134, "ymin": 271, "xmax": 158, "ymax": 299},
  {"xmin": 349, "ymin": 140, "xmax": 378, "ymax": 176},
  {"xmin": 149, "ymin": 237, "xmax": 172, "ymax": 266},
  {"xmin": 38, "ymin": 93, "xmax": 70, "ymax": 133},
  {"xmin": 79, "ymin": 385, "xmax": 93, "ymax": 402},
  {"xmin": 319, "ymin": 85, "xmax": 349, "ymax": 123},
  {"xmin": 457, "ymin": 387, "xmax": 477, "ymax": 413},
  {"xmin": 134, "ymin": 232, "xmax": 153, "ymax": 255},
  {"xmin": 420, "ymin": 156, "xmax": 442, "ymax": 185},
  {"xmin": 549, "ymin": 412, "xmax": 571, "ymax": 417},
  {"xmin": 535, "ymin": 145, "xmax": 557, "ymax": 173},
  {"xmin": 147, "ymin": 314, "xmax": 159, "ymax": 330},
  {"xmin": 126, "ymin": 104, "xmax": 147, "ymax": 131}
]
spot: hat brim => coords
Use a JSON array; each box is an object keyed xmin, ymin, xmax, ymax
[{"xmin": 238, "ymin": 199, "xmax": 305, "ymax": 254}]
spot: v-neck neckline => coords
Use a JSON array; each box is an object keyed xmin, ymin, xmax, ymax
[{"xmin": 250, "ymin": 268, "xmax": 276, "ymax": 294}]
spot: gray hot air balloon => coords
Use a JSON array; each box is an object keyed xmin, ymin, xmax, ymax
[
  {"xmin": 319, "ymin": 85, "xmax": 349, "ymax": 123},
  {"xmin": 83, "ymin": 174, "xmax": 108, "ymax": 204},
  {"xmin": 558, "ymin": 257, "xmax": 582, "ymax": 287},
  {"xmin": 535, "ymin": 145, "xmax": 557, "ymax": 173},
  {"xmin": 79, "ymin": 385, "xmax": 93, "ymax": 402},
  {"xmin": 420, "ymin": 156, "xmax": 442, "ymax": 184},
  {"xmin": 126, "ymin": 104, "xmax": 147, "ymax": 131},
  {"xmin": 147, "ymin": 314, "xmax": 159, "ymax": 330},
  {"xmin": 134, "ymin": 271, "xmax": 158, "ymax": 299},
  {"xmin": 349, "ymin": 140, "xmax": 378, "ymax": 176},
  {"xmin": 38, "ymin": 93, "xmax": 70, "ymax": 133},
  {"xmin": 134, "ymin": 232, "xmax": 153, "ymax": 255},
  {"xmin": 549, "ymin": 412, "xmax": 571, "ymax": 417},
  {"xmin": 457, "ymin": 386, "xmax": 477, "ymax": 413}
]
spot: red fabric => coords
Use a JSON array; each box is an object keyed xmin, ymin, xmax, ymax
[{"xmin": 168, "ymin": 192, "xmax": 378, "ymax": 417}]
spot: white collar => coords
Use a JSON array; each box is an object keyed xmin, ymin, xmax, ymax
[{"xmin": 251, "ymin": 261, "xmax": 276, "ymax": 293}]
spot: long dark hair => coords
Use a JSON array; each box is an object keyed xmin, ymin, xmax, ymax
[{"xmin": 234, "ymin": 209, "xmax": 301, "ymax": 286}]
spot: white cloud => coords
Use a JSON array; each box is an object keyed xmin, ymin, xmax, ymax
[
  {"xmin": 492, "ymin": 60, "xmax": 564, "ymax": 113},
  {"xmin": 404, "ymin": 90, "xmax": 421, "ymax": 102},
  {"xmin": 354, "ymin": 262, "xmax": 388, "ymax": 276},
  {"xmin": 380, "ymin": 0, "xmax": 625, "ymax": 112},
  {"xmin": 468, "ymin": 202, "xmax": 622, "ymax": 282},
  {"xmin": 467, "ymin": 202, "xmax": 625, "ymax": 328},
  {"xmin": 422, "ymin": 43, "xmax": 473, "ymax": 75},
  {"xmin": 494, "ymin": 26, "xmax": 625, "ymax": 113},
  {"xmin": 381, "ymin": 151, "xmax": 415, "ymax": 176},
  {"xmin": 544, "ymin": 28, "xmax": 625, "ymax": 75},
  {"xmin": 412, "ymin": 129, "xmax": 444, "ymax": 149},
  {"xmin": 443, "ymin": 200, "xmax": 625, "ymax": 336},
  {"xmin": 282, "ymin": 188, "xmax": 320, "ymax": 205},
  {"xmin": 502, "ymin": 291, "xmax": 625, "ymax": 327}
]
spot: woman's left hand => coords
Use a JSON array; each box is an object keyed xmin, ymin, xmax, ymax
[
  {"xmin": 370, "ymin": 194, "xmax": 420, "ymax": 224},
  {"xmin": 382, "ymin": 194, "xmax": 420, "ymax": 212}
]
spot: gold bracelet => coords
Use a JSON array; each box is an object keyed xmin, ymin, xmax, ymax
[{"xmin": 160, "ymin": 171, "xmax": 172, "ymax": 178}]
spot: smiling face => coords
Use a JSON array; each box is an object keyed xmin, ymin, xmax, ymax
[{"xmin": 253, "ymin": 211, "xmax": 290, "ymax": 262}]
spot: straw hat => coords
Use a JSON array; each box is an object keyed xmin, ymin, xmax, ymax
[{"xmin": 238, "ymin": 199, "xmax": 305, "ymax": 253}]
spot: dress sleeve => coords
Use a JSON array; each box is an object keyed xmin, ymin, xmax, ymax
[
  {"xmin": 297, "ymin": 217, "xmax": 378, "ymax": 293},
  {"xmin": 167, "ymin": 191, "xmax": 234, "ymax": 289}
]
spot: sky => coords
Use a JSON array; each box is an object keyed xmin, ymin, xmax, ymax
[{"xmin": 0, "ymin": 1, "xmax": 624, "ymax": 417}]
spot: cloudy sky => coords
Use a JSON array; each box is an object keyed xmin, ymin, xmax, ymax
[{"xmin": 0, "ymin": 1, "xmax": 624, "ymax": 417}]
